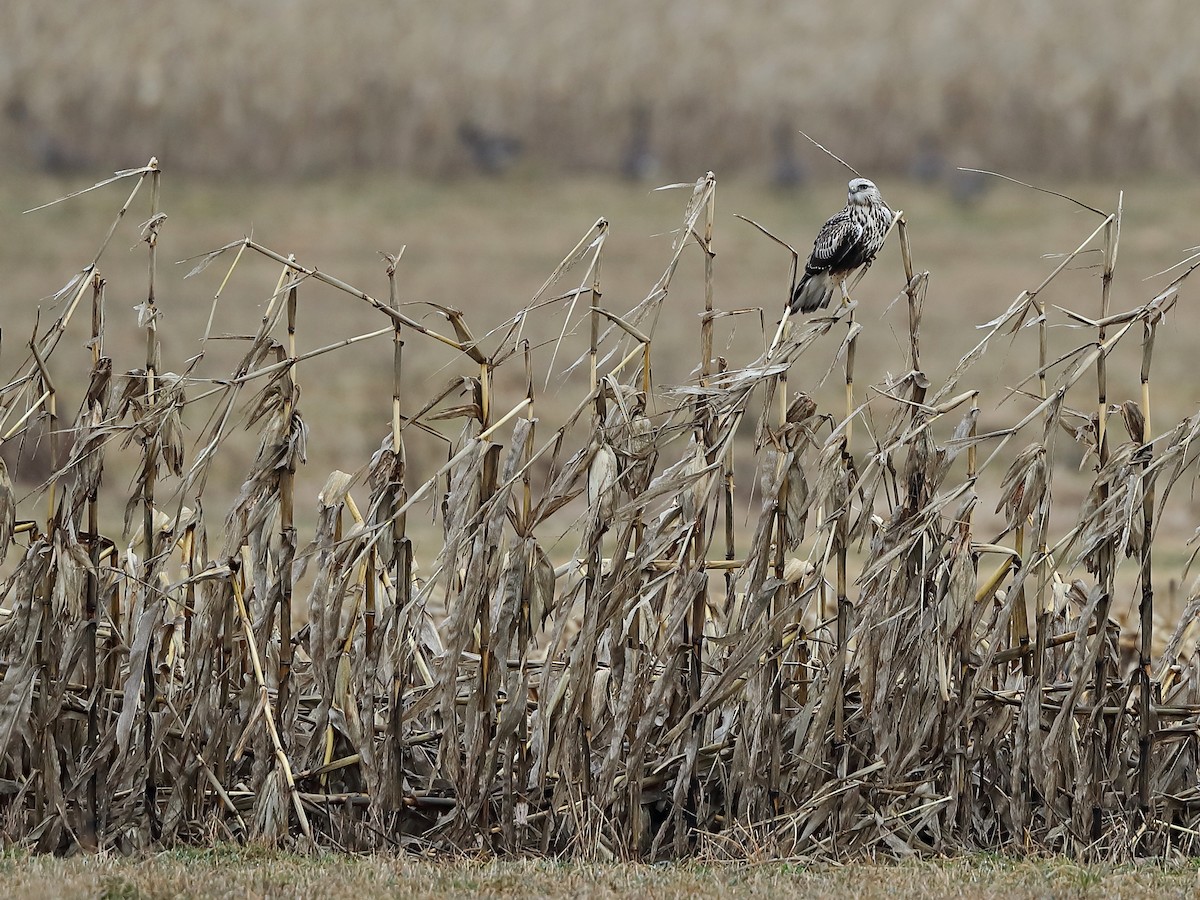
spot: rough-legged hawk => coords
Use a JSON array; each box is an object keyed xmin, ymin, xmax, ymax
[{"xmin": 790, "ymin": 178, "xmax": 893, "ymax": 314}]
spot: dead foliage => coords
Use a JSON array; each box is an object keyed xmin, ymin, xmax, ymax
[{"xmin": 1, "ymin": 164, "xmax": 1199, "ymax": 861}]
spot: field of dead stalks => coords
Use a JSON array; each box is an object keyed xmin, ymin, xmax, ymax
[
  {"xmin": 2, "ymin": 2, "xmax": 1198, "ymax": 179},
  {"xmin": 1, "ymin": 163, "xmax": 1200, "ymax": 860}
]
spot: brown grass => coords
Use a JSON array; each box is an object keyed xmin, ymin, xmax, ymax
[
  {"xmin": 1, "ymin": 848, "xmax": 1197, "ymax": 899},
  {"xmin": 3, "ymin": 163, "xmax": 1200, "ymax": 860},
  {"xmin": 3, "ymin": 3, "xmax": 1200, "ymax": 178}
]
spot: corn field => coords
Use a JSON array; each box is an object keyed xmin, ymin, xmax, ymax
[
  {"xmin": 2, "ymin": 160, "xmax": 1200, "ymax": 860},
  {"xmin": 5, "ymin": 2, "xmax": 1200, "ymax": 178}
]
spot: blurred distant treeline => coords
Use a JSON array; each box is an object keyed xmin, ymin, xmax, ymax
[{"xmin": 2, "ymin": 0, "xmax": 1196, "ymax": 180}]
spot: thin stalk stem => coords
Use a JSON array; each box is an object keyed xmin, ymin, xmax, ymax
[
  {"xmin": 277, "ymin": 257, "xmax": 299, "ymax": 726},
  {"xmin": 1090, "ymin": 201, "xmax": 1121, "ymax": 844},
  {"xmin": 84, "ymin": 270, "xmax": 106, "ymax": 846},
  {"xmin": 1137, "ymin": 285, "xmax": 1156, "ymax": 820},
  {"xmin": 141, "ymin": 158, "xmax": 161, "ymax": 839}
]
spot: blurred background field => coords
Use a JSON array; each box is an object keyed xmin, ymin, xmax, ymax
[{"xmin": 2, "ymin": 1, "xmax": 1198, "ymax": 180}]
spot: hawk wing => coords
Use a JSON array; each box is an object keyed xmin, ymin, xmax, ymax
[{"xmin": 806, "ymin": 210, "xmax": 864, "ymax": 275}]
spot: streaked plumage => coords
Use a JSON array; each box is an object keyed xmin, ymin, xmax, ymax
[{"xmin": 790, "ymin": 178, "xmax": 893, "ymax": 315}]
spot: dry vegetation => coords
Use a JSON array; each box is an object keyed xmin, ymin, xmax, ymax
[
  {"xmin": 2, "ymin": 2, "xmax": 1199, "ymax": 178},
  {"xmin": 3, "ymin": 160, "xmax": 1200, "ymax": 865},
  {"xmin": 2, "ymin": 848, "xmax": 1198, "ymax": 899}
]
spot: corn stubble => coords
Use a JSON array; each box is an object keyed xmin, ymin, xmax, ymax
[{"xmin": 2, "ymin": 164, "xmax": 1200, "ymax": 860}]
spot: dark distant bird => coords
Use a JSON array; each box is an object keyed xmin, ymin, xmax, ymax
[
  {"xmin": 910, "ymin": 135, "xmax": 945, "ymax": 185},
  {"xmin": 620, "ymin": 105, "xmax": 659, "ymax": 182},
  {"xmin": 948, "ymin": 165, "xmax": 991, "ymax": 208},
  {"xmin": 770, "ymin": 122, "xmax": 806, "ymax": 190},
  {"xmin": 910, "ymin": 135, "xmax": 992, "ymax": 208},
  {"xmin": 789, "ymin": 178, "xmax": 894, "ymax": 315},
  {"xmin": 457, "ymin": 122, "xmax": 523, "ymax": 175},
  {"xmin": 5, "ymin": 94, "xmax": 84, "ymax": 175}
]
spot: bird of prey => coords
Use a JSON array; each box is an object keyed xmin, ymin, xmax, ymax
[{"xmin": 790, "ymin": 178, "xmax": 893, "ymax": 314}]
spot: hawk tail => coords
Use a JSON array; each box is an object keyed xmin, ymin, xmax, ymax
[{"xmin": 789, "ymin": 270, "xmax": 835, "ymax": 315}]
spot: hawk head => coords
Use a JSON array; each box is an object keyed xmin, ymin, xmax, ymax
[{"xmin": 848, "ymin": 178, "xmax": 881, "ymax": 206}]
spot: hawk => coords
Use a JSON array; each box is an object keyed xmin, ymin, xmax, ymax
[{"xmin": 790, "ymin": 178, "xmax": 893, "ymax": 314}]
